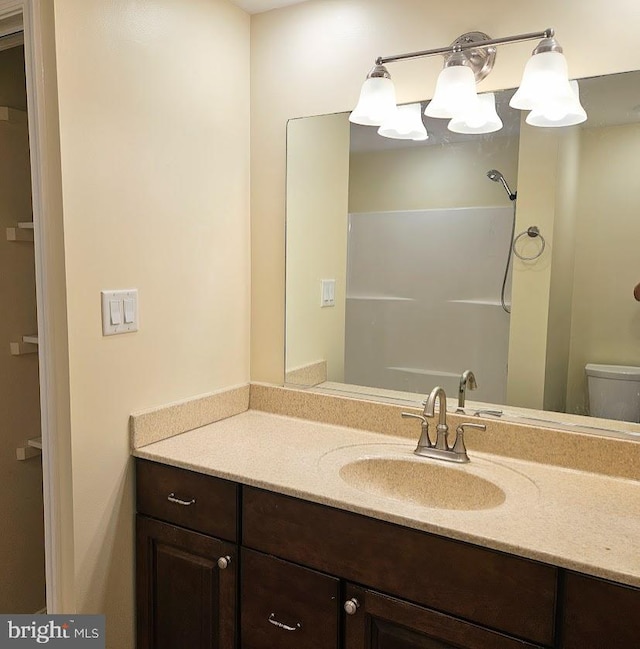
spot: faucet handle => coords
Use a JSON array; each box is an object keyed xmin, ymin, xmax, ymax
[
  {"xmin": 402, "ymin": 412, "xmax": 433, "ymax": 449},
  {"xmin": 401, "ymin": 412, "xmax": 427, "ymax": 423},
  {"xmin": 452, "ymin": 423, "xmax": 486, "ymax": 460}
]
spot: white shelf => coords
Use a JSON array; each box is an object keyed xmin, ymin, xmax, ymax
[
  {"xmin": 16, "ymin": 437, "xmax": 42, "ymax": 461},
  {"xmin": 0, "ymin": 106, "xmax": 27, "ymax": 124},
  {"xmin": 6, "ymin": 222, "xmax": 34, "ymax": 242},
  {"xmin": 10, "ymin": 334, "xmax": 38, "ymax": 356}
]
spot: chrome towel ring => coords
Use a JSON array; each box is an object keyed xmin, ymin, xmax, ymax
[{"xmin": 513, "ymin": 226, "xmax": 546, "ymax": 261}]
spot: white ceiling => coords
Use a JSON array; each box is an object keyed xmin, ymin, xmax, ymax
[{"xmin": 230, "ymin": 0, "xmax": 308, "ymax": 14}]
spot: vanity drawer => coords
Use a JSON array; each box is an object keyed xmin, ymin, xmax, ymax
[
  {"xmin": 241, "ymin": 548, "xmax": 339, "ymax": 649},
  {"xmin": 136, "ymin": 459, "xmax": 238, "ymax": 541},
  {"xmin": 242, "ymin": 487, "xmax": 557, "ymax": 646}
]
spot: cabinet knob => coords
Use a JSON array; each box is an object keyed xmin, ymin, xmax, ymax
[
  {"xmin": 217, "ymin": 555, "xmax": 231, "ymax": 570},
  {"xmin": 344, "ymin": 598, "xmax": 360, "ymax": 615}
]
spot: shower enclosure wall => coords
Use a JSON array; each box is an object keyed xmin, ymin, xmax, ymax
[{"xmin": 344, "ymin": 206, "xmax": 513, "ymax": 403}]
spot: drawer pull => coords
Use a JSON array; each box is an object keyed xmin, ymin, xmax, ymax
[
  {"xmin": 268, "ymin": 613, "xmax": 302, "ymax": 632},
  {"xmin": 167, "ymin": 493, "xmax": 196, "ymax": 506},
  {"xmin": 217, "ymin": 555, "xmax": 231, "ymax": 570},
  {"xmin": 344, "ymin": 598, "xmax": 360, "ymax": 615}
]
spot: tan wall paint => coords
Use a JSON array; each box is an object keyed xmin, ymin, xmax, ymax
[
  {"xmin": 0, "ymin": 45, "xmax": 45, "ymax": 613},
  {"xmin": 286, "ymin": 112, "xmax": 350, "ymax": 381},
  {"xmin": 543, "ymin": 128, "xmax": 580, "ymax": 412},
  {"xmin": 250, "ymin": 0, "xmax": 640, "ymax": 385},
  {"xmin": 52, "ymin": 1, "xmax": 250, "ymax": 645},
  {"xmin": 566, "ymin": 123, "xmax": 640, "ymax": 414},
  {"xmin": 349, "ymin": 136, "xmax": 519, "ymax": 213}
]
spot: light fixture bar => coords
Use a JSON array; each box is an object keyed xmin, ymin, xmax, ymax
[{"xmin": 376, "ymin": 28, "xmax": 554, "ymax": 66}]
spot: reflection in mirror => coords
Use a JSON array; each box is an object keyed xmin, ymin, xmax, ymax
[{"xmin": 285, "ymin": 71, "xmax": 640, "ymax": 432}]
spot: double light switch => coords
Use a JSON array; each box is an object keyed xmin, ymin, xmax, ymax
[{"xmin": 101, "ymin": 289, "xmax": 138, "ymax": 336}]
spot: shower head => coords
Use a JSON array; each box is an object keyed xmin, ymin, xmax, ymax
[{"xmin": 487, "ymin": 169, "xmax": 517, "ymax": 201}]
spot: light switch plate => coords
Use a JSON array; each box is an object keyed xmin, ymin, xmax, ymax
[
  {"xmin": 101, "ymin": 289, "xmax": 138, "ymax": 336},
  {"xmin": 321, "ymin": 279, "xmax": 336, "ymax": 308}
]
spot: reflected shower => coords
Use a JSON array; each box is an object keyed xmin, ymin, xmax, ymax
[
  {"xmin": 486, "ymin": 169, "xmax": 517, "ymax": 314},
  {"xmin": 487, "ymin": 169, "xmax": 517, "ymax": 201}
]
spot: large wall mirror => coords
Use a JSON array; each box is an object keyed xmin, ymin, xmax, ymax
[{"xmin": 285, "ymin": 69, "xmax": 640, "ymax": 435}]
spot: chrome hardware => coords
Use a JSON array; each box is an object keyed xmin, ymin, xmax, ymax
[
  {"xmin": 401, "ymin": 412, "xmax": 432, "ymax": 448},
  {"xmin": 404, "ymin": 387, "xmax": 486, "ymax": 463},
  {"xmin": 451, "ymin": 423, "xmax": 487, "ymax": 462},
  {"xmin": 268, "ymin": 613, "xmax": 302, "ymax": 632},
  {"xmin": 217, "ymin": 556, "xmax": 231, "ymax": 570},
  {"xmin": 423, "ymin": 386, "xmax": 449, "ymax": 451},
  {"xmin": 456, "ymin": 370, "xmax": 477, "ymax": 413},
  {"xmin": 344, "ymin": 598, "xmax": 360, "ymax": 615},
  {"xmin": 167, "ymin": 493, "xmax": 196, "ymax": 506}
]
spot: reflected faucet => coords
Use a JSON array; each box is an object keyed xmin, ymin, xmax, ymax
[{"xmin": 457, "ymin": 370, "xmax": 478, "ymax": 413}]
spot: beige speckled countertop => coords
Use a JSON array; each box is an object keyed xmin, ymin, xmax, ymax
[{"xmin": 133, "ymin": 409, "xmax": 640, "ymax": 588}]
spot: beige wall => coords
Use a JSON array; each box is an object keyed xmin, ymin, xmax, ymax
[
  {"xmin": 251, "ymin": 0, "xmax": 640, "ymax": 386},
  {"xmin": 543, "ymin": 128, "xmax": 580, "ymax": 412},
  {"xmin": 286, "ymin": 112, "xmax": 349, "ymax": 381},
  {"xmin": 349, "ymin": 135, "xmax": 519, "ymax": 213},
  {"xmin": 0, "ymin": 45, "xmax": 45, "ymax": 613},
  {"xmin": 506, "ymin": 124, "xmax": 577, "ymax": 409},
  {"xmin": 52, "ymin": 1, "xmax": 250, "ymax": 646},
  {"xmin": 566, "ymin": 123, "xmax": 640, "ymax": 414}
]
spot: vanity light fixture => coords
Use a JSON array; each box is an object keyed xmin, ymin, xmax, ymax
[
  {"xmin": 448, "ymin": 92, "xmax": 503, "ymax": 135},
  {"xmin": 525, "ymin": 80, "xmax": 587, "ymax": 127},
  {"xmin": 378, "ymin": 102, "xmax": 429, "ymax": 141},
  {"xmin": 350, "ymin": 27, "xmax": 587, "ymax": 136}
]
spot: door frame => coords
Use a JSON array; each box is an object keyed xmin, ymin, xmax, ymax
[{"xmin": 0, "ymin": 0, "xmax": 70, "ymax": 613}]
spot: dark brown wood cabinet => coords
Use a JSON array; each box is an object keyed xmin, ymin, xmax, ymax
[
  {"xmin": 135, "ymin": 459, "xmax": 640, "ymax": 649},
  {"xmin": 242, "ymin": 486, "xmax": 556, "ymax": 646},
  {"xmin": 343, "ymin": 585, "xmax": 543, "ymax": 649},
  {"xmin": 241, "ymin": 548, "xmax": 340, "ymax": 649},
  {"xmin": 136, "ymin": 515, "xmax": 237, "ymax": 649},
  {"xmin": 561, "ymin": 572, "xmax": 640, "ymax": 648}
]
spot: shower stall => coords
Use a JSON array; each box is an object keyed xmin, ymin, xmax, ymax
[{"xmin": 344, "ymin": 171, "xmax": 518, "ymax": 403}]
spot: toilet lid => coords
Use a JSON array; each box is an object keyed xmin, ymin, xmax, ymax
[{"xmin": 585, "ymin": 363, "xmax": 640, "ymax": 380}]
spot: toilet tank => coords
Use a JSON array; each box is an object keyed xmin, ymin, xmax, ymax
[{"xmin": 585, "ymin": 364, "xmax": 640, "ymax": 422}]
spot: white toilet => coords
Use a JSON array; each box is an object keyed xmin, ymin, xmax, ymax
[{"xmin": 585, "ymin": 363, "xmax": 640, "ymax": 422}]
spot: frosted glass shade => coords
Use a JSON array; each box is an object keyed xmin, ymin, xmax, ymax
[
  {"xmin": 510, "ymin": 50, "xmax": 575, "ymax": 111},
  {"xmin": 448, "ymin": 92, "xmax": 503, "ymax": 134},
  {"xmin": 349, "ymin": 76, "xmax": 397, "ymax": 126},
  {"xmin": 526, "ymin": 80, "xmax": 587, "ymax": 127},
  {"xmin": 378, "ymin": 103, "xmax": 428, "ymax": 140},
  {"xmin": 424, "ymin": 65, "xmax": 480, "ymax": 119}
]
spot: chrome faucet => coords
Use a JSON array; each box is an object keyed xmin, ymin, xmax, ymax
[
  {"xmin": 457, "ymin": 370, "xmax": 477, "ymax": 413},
  {"xmin": 424, "ymin": 386, "xmax": 450, "ymax": 450},
  {"xmin": 402, "ymin": 386, "xmax": 486, "ymax": 463}
]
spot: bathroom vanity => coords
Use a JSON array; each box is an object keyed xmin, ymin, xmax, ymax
[{"xmin": 133, "ymin": 407, "xmax": 640, "ymax": 649}]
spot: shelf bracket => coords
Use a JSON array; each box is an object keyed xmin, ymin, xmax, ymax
[{"xmin": 17, "ymin": 438, "xmax": 43, "ymax": 461}]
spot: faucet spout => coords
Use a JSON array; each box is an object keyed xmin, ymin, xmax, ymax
[
  {"xmin": 423, "ymin": 386, "xmax": 449, "ymax": 450},
  {"xmin": 423, "ymin": 386, "xmax": 447, "ymax": 426}
]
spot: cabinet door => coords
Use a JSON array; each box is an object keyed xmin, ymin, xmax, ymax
[
  {"xmin": 241, "ymin": 548, "xmax": 340, "ymax": 649},
  {"xmin": 137, "ymin": 515, "xmax": 237, "ymax": 649},
  {"xmin": 562, "ymin": 572, "xmax": 640, "ymax": 649},
  {"xmin": 343, "ymin": 585, "xmax": 543, "ymax": 649}
]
